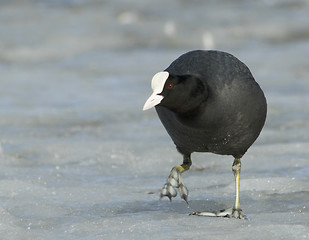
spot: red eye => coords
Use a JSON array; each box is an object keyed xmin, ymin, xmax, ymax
[{"xmin": 168, "ymin": 84, "xmax": 173, "ymax": 89}]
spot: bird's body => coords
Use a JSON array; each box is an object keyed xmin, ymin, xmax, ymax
[
  {"xmin": 143, "ymin": 50, "xmax": 267, "ymax": 219},
  {"xmin": 156, "ymin": 50, "xmax": 266, "ymax": 158}
]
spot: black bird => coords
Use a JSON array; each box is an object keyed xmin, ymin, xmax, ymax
[{"xmin": 143, "ymin": 50, "xmax": 267, "ymax": 219}]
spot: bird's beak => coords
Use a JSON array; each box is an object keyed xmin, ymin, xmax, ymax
[
  {"xmin": 142, "ymin": 71, "xmax": 169, "ymax": 111},
  {"xmin": 143, "ymin": 93, "xmax": 164, "ymax": 111}
]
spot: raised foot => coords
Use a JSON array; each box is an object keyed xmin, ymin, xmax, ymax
[
  {"xmin": 190, "ymin": 208, "xmax": 247, "ymax": 219},
  {"xmin": 160, "ymin": 167, "xmax": 189, "ymax": 203}
]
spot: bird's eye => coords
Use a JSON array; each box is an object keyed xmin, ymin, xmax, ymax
[{"xmin": 168, "ymin": 84, "xmax": 173, "ymax": 89}]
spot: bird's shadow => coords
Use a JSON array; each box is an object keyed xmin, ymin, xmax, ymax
[
  {"xmin": 100, "ymin": 199, "xmax": 228, "ymax": 217},
  {"xmin": 94, "ymin": 191, "xmax": 309, "ymax": 220}
]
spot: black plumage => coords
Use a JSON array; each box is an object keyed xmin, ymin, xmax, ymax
[{"xmin": 156, "ymin": 50, "xmax": 266, "ymax": 158}]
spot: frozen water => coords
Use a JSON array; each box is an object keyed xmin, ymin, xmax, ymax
[{"xmin": 0, "ymin": 0, "xmax": 309, "ymax": 239}]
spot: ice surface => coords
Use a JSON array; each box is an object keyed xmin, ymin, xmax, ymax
[{"xmin": 0, "ymin": 0, "xmax": 309, "ymax": 239}]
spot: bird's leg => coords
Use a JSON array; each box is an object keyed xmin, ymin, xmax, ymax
[
  {"xmin": 230, "ymin": 158, "xmax": 246, "ymax": 218},
  {"xmin": 160, "ymin": 154, "xmax": 191, "ymax": 203},
  {"xmin": 190, "ymin": 158, "xmax": 247, "ymax": 219}
]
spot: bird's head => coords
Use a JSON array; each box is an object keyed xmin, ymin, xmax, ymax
[{"xmin": 143, "ymin": 71, "xmax": 207, "ymax": 114}]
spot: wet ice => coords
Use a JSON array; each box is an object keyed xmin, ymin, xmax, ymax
[{"xmin": 0, "ymin": 0, "xmax": 309, "ymax": 239}]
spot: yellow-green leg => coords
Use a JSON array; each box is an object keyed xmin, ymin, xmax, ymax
[
  {"xmin": 190, "ymin": 158, "xmax": 246, "ymax": 219},
  {"xmin": 160, "ymin": 154, "xmax": 192, "ymax": 203},
  {"xmin": 231, "ymin": 158, "xmax": 243, "ymax": 216}
]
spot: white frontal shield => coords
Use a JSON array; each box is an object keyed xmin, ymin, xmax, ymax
[{"xmin": 143, "ymin": 71, "xmax": 169, "ymax": 111}]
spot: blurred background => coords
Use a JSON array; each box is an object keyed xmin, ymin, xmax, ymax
[{"xmin": 0, "ymin": 0, "xmax": 309, "ymax": 239}]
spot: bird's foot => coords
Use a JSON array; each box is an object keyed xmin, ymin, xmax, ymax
[
  {"xmin": 190, "ymin": 207, "xmax": 247, "ymax": 219},
  {"xmin": 160, "ymin": 167, "xmax": 189, "ymax": 203}
]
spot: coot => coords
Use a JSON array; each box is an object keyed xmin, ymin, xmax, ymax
[{"xmin": 143, "ymin": 50, "xmax": 267, "ymax": 219}]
